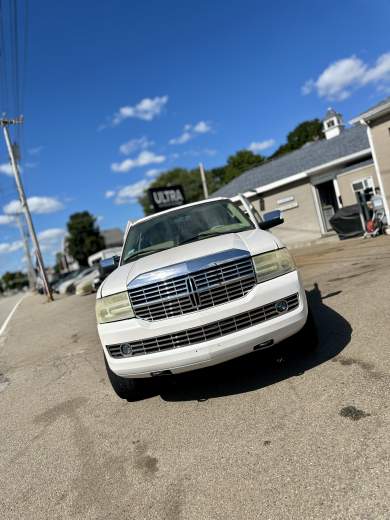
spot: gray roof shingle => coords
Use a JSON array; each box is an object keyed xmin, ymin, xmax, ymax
[{"xmin": 212, "ymin": 124, "xmax": 370, "ymax": 198}]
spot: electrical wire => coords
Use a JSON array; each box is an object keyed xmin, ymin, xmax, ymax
[
  {"xmin": 0, "ymin": 0, "xmax": 10, "ymax": 114},
  {"xmin": 0, "ymin": 0, "xmax": 30, "ymax": 210}
]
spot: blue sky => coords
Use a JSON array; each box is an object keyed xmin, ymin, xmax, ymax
[{"xmin": 1, "ymin": 0, "xmax": 390, "ymax": 274}]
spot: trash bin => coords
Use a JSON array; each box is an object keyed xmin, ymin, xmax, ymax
[{"xmin": 329, "ymin": 204, "xmax": 364, "ymax": 240}]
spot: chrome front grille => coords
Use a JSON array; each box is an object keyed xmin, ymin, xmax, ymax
[
  {"xmin": 106, "ymin": 293, "xmax": 299, "ymax": 358},
  {"xmin": 128, "ymin": 256, "xmax": 256, "ymax": 321}
]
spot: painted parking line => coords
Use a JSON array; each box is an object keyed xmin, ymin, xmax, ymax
[{"xmin": 0, "ymin": 294, "xmax": 28, "ymax": 337}]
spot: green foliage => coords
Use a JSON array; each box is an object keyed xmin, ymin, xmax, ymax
[
  {"xmin": 137, "ymin": 151, "xmax": 265, "ymax": 215},
  {"xmin": 226, "ymin": 149, "xmax": 265, "ymax": 177},
  {"xmin": 1, "ymin": 271, "xmax": 28, "ymax": 291},
  {"xmin": 271, "ymin": 119, "xmax": 324, "ymax": 158},
  {"xmin": 66, "ymin": 211, "xmax": 105, "ymax": 266},
  {"xmin": 54, "ymin": 252, "xmax": 63, "ymax": 274}
]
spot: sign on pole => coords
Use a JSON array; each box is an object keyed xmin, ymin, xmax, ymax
[{"xmin": 148, "ymin": 186, "xmax": 186, "ymax": 212}]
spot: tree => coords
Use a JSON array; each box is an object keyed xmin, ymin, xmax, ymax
[
  {"xmin": 53, "ymin": 252, "xmax": 63, "ymax": 274},
  {"xmin": 1, "ymin": 271, "xmax": 28, "ymax": 291},
  {"xmin": 66, "ymin": 211, "xmax": 105, "ymax": 266},
  {"xmin": 226, "ymin": 149, "xmax": 265, "ymax": 175},
  {"xmin": 271, "ymin": 119, "xmax": 324, "ymax": 158},
  {"xmin": 211, "ymin": 149, "xmax": 264, "ymax": 186}
]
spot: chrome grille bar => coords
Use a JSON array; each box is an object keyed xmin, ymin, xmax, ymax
[
  {"xmin": 107, "ymin": 293, "xmax": 299, "ymax": 358},
  {"xmin": 128, "ymin": 255, "xmax": 257, "ymax": 321}
]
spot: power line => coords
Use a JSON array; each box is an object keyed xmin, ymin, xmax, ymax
[{"xmin": 0, "ymin": 0, "xmax": 10, "ymax": 114}]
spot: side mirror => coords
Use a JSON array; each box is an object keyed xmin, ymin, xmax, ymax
[
  {"xmin": 99, "ymin": 255, "xmax": 120, "ymax": 277},
  {"xmin": 259, "ymin": 210, "xmax": 284, "ymax": 230}
]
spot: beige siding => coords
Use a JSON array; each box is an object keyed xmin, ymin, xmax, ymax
[
  {"xmin": 251, "ymin": 180, "xmax": 322, "ymax": 246},
  {"xmin": 337, "ymin": 164, "xmax": 377, "ymax": 206},
  {"xmin": 370, "ymin": 116, "xmax": 390, "ymax": 209}
]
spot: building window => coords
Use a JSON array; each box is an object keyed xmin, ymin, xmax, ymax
[
  {"xmin": 352, "ymin": 177, "xmax": 374, "ymax": 194},
  {"xmin": 327, "ymin": 119, "xmax": 335, "ymax": 128}
]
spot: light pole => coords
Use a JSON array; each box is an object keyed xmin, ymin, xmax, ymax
[
  {"xmin": 199, "ymin": 162, "xmax": 209, "ymax": 199},
  {"xmin": 1, "ymin": 116, "xmax": 53, "ymax": 301},
  {"xmin": 12, "ymin": 212, "xmax": 36, "ymax": 290}
]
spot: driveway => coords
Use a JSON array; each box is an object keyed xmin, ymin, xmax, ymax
[{"xmin": 0, "ymin": 237, "xmax": 389, "ymax": 519}]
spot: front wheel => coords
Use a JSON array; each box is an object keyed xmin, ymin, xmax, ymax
[
  {"xmin": 293, "ymin": 307, "xmax": 318, "ymax": 353},
  {"xmin": 104, "ymin": 356, "xmax": 142, "ymax": 401}
]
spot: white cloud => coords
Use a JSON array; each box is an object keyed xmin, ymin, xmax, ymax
[
  {"xmin": 169, "ymin": 120, "xmax": 212, "ymax": 145},
  {"xmin": 114, "ymin": 179, "xmax": 150, "ymax": 205},
  {"xmin": 105, "ymin": 190, "xmax": 115, "ymax": 198},
  {"xmin": 105, "ymin": 96, "xmax": 168, "ymax": 127},
  {"xmin": 363, "ymin": 53, "xmax": 390, "ymax": 84},
  {"xmin": 182, "ymin": 149, "xmax": 217, "ymax": 158},
  {"xmin": 28, "ymin": 146, "xmax": 44, "ymax": 156},
  {"xmin": 0, "ymin": 240, "xmax": 23, "ymax": 254},
  {"xmin": 37, "ymin": 228, "xmax": 65, "ymax": 254},
  {"xmin": 302, "ymin": 52, "xmax": 390, "ymax": 101},
  {"xmin": 38, "ymin": 228, "xmax": 65, "ymax": 241},
  {"xmin": 169, "ymin": 131, "xmax": 192, "ymax": 145},
  {"xmin": 145, "ymin": 168, "xmax": 160, "ymax": 178},
  {"xmin": 111, "ymin": 150, "xmax": 166, "ymax": 173},
  {"xmin": 0, "ymin": 162, "xmax": 24, "ymax": 176},
  {"xmin": 4, "ymin": 196, "xmax": 64, "ymax": 215},
  {"xmin": 0, "ymin": 215, "xmax": 14, "ymax": 225},
  {"xmin": 0, "ymin": 163, "xmax": 13, "ymax": 176},
  {"xmin": 248, "ymin": 139, "xmax": 275, "ymax": 153},
  {"xmin": 119, "ymin": 136, "xmax": 154, "ymax": 155},
  {"xmin": 193, "ymin": 121, "xmax": 212, "ymax": 134}
]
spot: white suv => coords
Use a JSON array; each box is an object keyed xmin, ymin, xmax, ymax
[{"xmin": 96, "ymin": 197, "xmax": 317, "ymax": 400}]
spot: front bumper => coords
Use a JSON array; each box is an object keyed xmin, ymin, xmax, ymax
[{"xmin": 98, "ymin": 270, "xmax": 307, "ymax": 378}]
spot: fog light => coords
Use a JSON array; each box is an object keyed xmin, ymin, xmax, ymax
[
  {"xmin": 275, "ymin": 300, "xmax": 288, "ymax": 314},
  {"xmin": 120, "ymin": 343, "xmax": 132, "ymax": 356}
]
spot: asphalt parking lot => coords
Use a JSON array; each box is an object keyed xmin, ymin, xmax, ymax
[{"xmin": 1, "ymin": 236, "xmax": 390, "ymax": 520}]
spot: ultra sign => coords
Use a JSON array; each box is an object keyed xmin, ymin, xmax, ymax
[{"xmin": 148, "ymin": 185, "xmax": 186, "ymax": 212}]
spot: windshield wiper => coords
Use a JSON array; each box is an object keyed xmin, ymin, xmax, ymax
[
  {"xmin": 123, "ymin": 247, "xmax": 169, "ymax": 264},
  {"xmin": 178, "ymin": 231, "xmax": 232, "ymax": 246}
]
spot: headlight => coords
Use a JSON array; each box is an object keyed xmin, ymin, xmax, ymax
[
  {"xmin": 96, "ymin": 291, "xmax": 134, "ymax": 324},
  {"xmin": 253, "ymin": 249, "xmax": 295, "ymax": 283}
]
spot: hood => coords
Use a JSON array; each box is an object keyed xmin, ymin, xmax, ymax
[{"xmin": 99, "ymin": 229, "xmax": 280, "ymax": 297}]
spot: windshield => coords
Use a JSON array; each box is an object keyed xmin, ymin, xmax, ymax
[{"xmin": 121, "ymin": 200, "xmax": 255, "ymax": 264}]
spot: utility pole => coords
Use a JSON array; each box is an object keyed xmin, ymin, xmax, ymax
[
  {"xmin": 199, "ymin": 162, "xmax": 209, "ymax": 199},
  {"xmin": 13, "ymin": 212, "xmax": 36, "ymax": 290},
  {"xmin": 1, "ymin": 116, "xmax": 53, "ymax": 301}
]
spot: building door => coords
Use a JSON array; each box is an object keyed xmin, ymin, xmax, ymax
[{"xmin": 316, "ymin": 180, "xmax": 339, "ymax": 232}]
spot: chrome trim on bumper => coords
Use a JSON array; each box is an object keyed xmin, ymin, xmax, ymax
[{"xmin": 107, "ymin": 293, "xmax": 299, "ymax": 358}]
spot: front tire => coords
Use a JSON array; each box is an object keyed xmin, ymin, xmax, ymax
[{"xmin": 104, "ymin": 356, "xmax": 142, "ymax": 401}]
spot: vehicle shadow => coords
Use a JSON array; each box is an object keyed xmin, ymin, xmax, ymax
[{"xmin": 137, "ymin": 283, "xmax": 352, "ymax": 403}]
